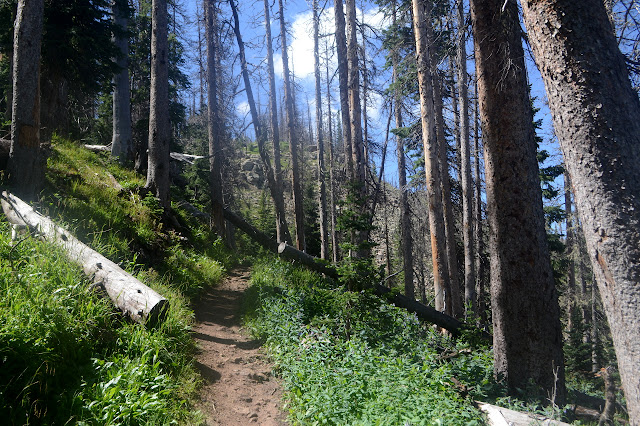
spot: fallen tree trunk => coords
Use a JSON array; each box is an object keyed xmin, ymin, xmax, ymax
[
  {"xmin": 83, "ymin": 144, "xmax": 212, "ymax": 165},
  {"xmin": 223, "ymin": 207, "xmax": 474, "ymax": 336},
  {"xmin": 477, "ymin": 401, "xmax": 571, "ymax": 426},
  {"xmin": 1, "ymin": 191, "xmax": 168, "ymax": 325},
  {"xmin": 222, "ymin": 208, "xmax": 338, "ymax": 279},
  {"xmin": 175, "ymin": 200, "xmax": 211, "ymax": 223},
  {"xmin": 83, "ymin": 144, "xmax": 111, "ymax": 152},
  {"xmin": 374, "ymin": 284, "xmax": 466, "ymax": 336}
]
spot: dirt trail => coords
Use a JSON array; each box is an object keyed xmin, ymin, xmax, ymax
[{"xmin": 193, "ymin": 268, "xmax": 286, "ymax": 425}]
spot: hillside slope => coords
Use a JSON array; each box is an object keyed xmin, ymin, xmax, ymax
[{"xmin": 1, "ymin": 138, "xmax": 229, "ymax": 424}]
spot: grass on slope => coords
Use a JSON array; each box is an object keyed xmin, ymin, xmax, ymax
[
  {"xmin": 243, "ymin": 259, "xmax": 499, "ymax": 425},
  {"xmin": 0, "ymin": 138, "xmax": 230, "ymax": 424},
  {"xmin": 243, "ymin": 260, "xmax": 625, "ymax": 425}
]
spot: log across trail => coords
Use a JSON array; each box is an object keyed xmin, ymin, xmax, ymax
[
  {"xmin": 1, "ymin": 191, "xmax": 168, "ymax": 325},
  {"xmin": 193, "ymin": 268, "xmax": 286, "ymax": 425},
  {"xmin": 223, "ymin": 208, "xmax": 478, "ymax": 338}
]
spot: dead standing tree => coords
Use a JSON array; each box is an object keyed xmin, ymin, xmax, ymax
[{"xmin": 8, "ymin": 0, "xmax": 45, "ymax": 201}]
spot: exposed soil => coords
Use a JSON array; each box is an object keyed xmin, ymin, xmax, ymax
[{"xmin": 193, "ymin": 268, "xmax": 287, "ymax": 425}]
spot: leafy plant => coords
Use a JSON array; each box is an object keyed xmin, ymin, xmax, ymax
[
  {"xmin": 244, "ymin": 258, "xmax": 487, "ymax": 425},
  {"xmin": 0, "ymin": 139, "xmax": 231, "ymax": 424}
]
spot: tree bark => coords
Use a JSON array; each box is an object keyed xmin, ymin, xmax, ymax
[
  {"xmin": 345, "ymin": 0, "xmax": 369, "ymax": 261},
  {"xmin": 598, "ymin": 366, "xmax": 617, "ymax": 426},
  {"xmin": 359, "ymin": 7, "xmax": 370, "ymax": 167},
  {"xmin": 564, "ymin": 172, "xmax": 576, "ymax": 331},
  {"xmin": 229, "ymin": 0, "xmax": 290, "ymax": 247},
  {"xmin": 412, "ymin": 0, "xmax": 450, "ymax": 314},
  {"xmin": 263, "ymin": 0, "xmax": 291, "ymax": 245},
  {"xmin": 145, "ymin": 0, "xmax": 171, "ymax": 209},
  {"xmin": 205, "ymin": 0, "xmax": 225, "ymax": 239},
  {"xmin": 433, "ymin": 74, "xmax": 462, "ymax": 318},
  {"xmin": 457, "ymin": 0, "xmax": 476, "ymax": 317},
  {"xmin": 334, "ymin": 0, "xmax": 353, "ymax": 179},
  {"xmin": 473, "ymin": 84, "xmax": 486, "ymax": 323},
  {"xmin": 196, "ymin": 0, "xmax": 205, "ymax": 111},
  {"xmin": 1, "ymin": 192, "xmax": 168, "ymax": 325},
  {"xmin": 8, "ymin": 0, "xmax": 44, "ymax": 201},
  {"xmin": 412, "ymin": 0, "xmax": 449, "ymax": 312},
  {"xmin": 520, "ymin": 0, "xmax": 640, "ymax": 420},
  {"xmin": 345, "ymin": 0, "xmax": 365, "ymax": 187},
  {"xmin": 313, "ymin": 0, "xmax": 329, "ymax": 260},
  {"xmin": 470, "ymin": 0, "xmax": 565, "ymax": 401},
  {"xmin": 392, "ymin": 0, "xmax": 414, "ymax": 300},
  {"xmin": 111, "ymin": 0, "xmax": 133, "ymax": 164},
  {"xmin": 325, "ymin": 41, "xmax": 339, "ymax": 264},
  {"xmin": 278, "ymin": 0, "xmax": 305, "ymax": 251}
]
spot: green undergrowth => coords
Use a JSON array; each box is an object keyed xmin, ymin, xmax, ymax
[
  {"xmin": 243, "ymin": 259, "xmax": 498, "ymax": 425},
  {"xmin": 1, "ymin": 138, "xmax": 232, "ymax": 424}
]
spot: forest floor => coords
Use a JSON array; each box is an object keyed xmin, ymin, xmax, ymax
[{"xmin": 192, "ymin": 268, "xmax": 287, "ymax": 425}]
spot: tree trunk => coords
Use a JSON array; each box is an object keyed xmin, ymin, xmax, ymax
[
  {"xmin": 359, "ymin": 7, "xmax": 370, "ymax": 167},
  {"xmin": 146, "ymin": 0, "xmax": 171, "ymax": 209},
  {"xmin": 591, "ymin": 274, "xmax": 599, "ymax": 374},
  {"xmin": 263, "ymin": 0, "xmax": 291, "ymax": 245},
  {"xmin": 345, "ymin": 0, "xmax": 368, "ymax": 209},
  {"xmin": 205, "ymin": 0, "xmax": 225, "ymax": 239},
  {"xmin": 598, "ymin": 366, "xmax": 617, "ymax": 426},
  {"xmin": 473, "ymin": 84, "xmax": 486, "ymax": 323},
  {"xmin": 1, "ymin": 192, "xmax": 168, "ymax": 325},
  {"xmin": 470, "ymin": 0, "xmax": 565, "ymax": 402},
  {"xmin": 334, "ymin": 0, "xmax": 353, "ymax": 179},
  {"xmin": 8, "ymin": 0, "xmax": 44, "ymax": 201},
  {"xmin": 412, "ymin": 0, "xmax": 450, "ymax": 314},
  {"xmin": 564, "ymin": 172, "xmax": 576, "ymax": 331},
  {"xmin": 392, "ymin": 0, "xmax": 414, "ymax": 300},
  {"xmin": 196, "ymin": 0, "xmax": 205, "ymax": 111},
  {"xmin": 229, "ymin": 0, "xmax": 290, "ymax": 246},
  {"xmin": 40, "ymin": 69, "xmax": 69, "ymax": 141},
  {"xmin": 278, "ymin": 0, "xmax": 305, "ymax": 251},
  {"xmin": 3, "ymin": 48, "xmax": 13, "ymax": 121},
  {"xmin": 457, "ymin": 0, "xmax": 476, "ymax": 317},
  {"xmin": 433, "ymin": 74, "xmax": 462, "ymax": 318},
  {"xmin": 520, "ymin": 0, "xmax": 640, "ymax": 420},
  {"xmin": 313, "ymin": 0, "xmax": 328, "ymax": 260},
  {"xmin": 325, "ymin": 41, "xmax": 339, "ymax": 264},
  {"xmin": 111, "ymin": 0, "xmax": 133, "ymax": 164}
]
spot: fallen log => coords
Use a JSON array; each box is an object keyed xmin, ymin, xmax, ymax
[
  {"xmin": 169, "ymin": 152, "xmax": 212, "ymax": 164},
  {"xmin": 83, "ymin": 144, "xmax": 111, "ymax": 152},
  {"xmin": 82, "ymin": 144, "xmax": 212, "ymax": 165},
  {"xmin": 373, "ymin": 284, "xmax": 467, "ymax": 336},
  {"xmin": 222, "ymin": 208, "xmax": 338, "ymax": 279},
  {"xmin": 477, "ymin": 401, "xmax": 571, "ymax": 426},
  {"xmin": 222, "ymin": 207, "xmax": 474, "ymax": 336},
  {"xmin": 1, "ymin": 191, "xmax": 168, "ymax": 325},
  {"xmin": 175, "ymin": 200, "xmax": 211, "ymax": 223}
]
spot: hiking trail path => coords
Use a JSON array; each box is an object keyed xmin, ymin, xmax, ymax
[{"xmin": 193, "ymin": 268, "xmax": 287, "ymax": 425}]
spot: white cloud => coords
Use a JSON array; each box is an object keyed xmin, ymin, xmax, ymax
[
  {"xmin": 236, "ymin": 100, "xmax": 250, "ymax": 116},
  {"xmin": 363, "ymin": 8, "xmax": 387, "ymax": 30},
  {"xmin": 289, "ymin": 11, "xmax": 315, "ymax": 80},
  {"xmin": 367, "ymin": 91, "xmax": 384, "ymax": 122},
  {"xmin": 284, "ymin": 5, "xmax": 387, "ymax": 81}
]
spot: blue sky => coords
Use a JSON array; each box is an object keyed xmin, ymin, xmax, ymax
[{"xmin": 178, "ymin": 0, "xmax": 563, "ymax": 198}]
